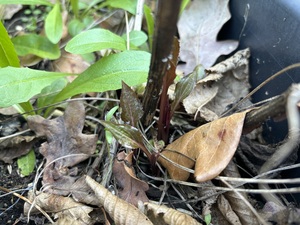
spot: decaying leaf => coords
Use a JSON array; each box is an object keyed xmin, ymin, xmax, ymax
[
  {"xmin": 24, "ymin": 191, "xmax": 98, "ymax": 225},
  {"xmin": 27, "ymin": 101, "xmax": 97, "ymax": 195},
  {"xmin": 217, "ymin": 194, "xmax": 242, "ymax": 225},
  {"xmin": 85, "ymin": 176, "xmax": 153, "ymax": 225},
  {"xmin": 177, "ymin": 0, "xmax": 238, "ymax": 74},
  {"xmin": 0, "ymin": 135, "xmax": 35, "ymax": 163},
  {"xmin": 144, "ymin": 202, "xmax": 202, "ymax": 225},
  {"xmin": 220, "ymin": 161, "xmax": 260, "ymax": 225},
  {"xmin": 158, "ymin": 111, "xmax": 248, "ymax": 182},
  {"xmin": 113, "ymin": 151, "xmax": 149, "ymax": 206},
  {"xmin": 120, "ymin": 81, "xmax": 143, "ymax": 127},
  {"xmin": 183, "ymin": 48, "xmax": 250, "ymax": 121}
]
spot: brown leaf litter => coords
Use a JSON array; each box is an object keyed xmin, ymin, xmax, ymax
[
  {"xmin": 113, "ymin": 151, "xmax": 149, "ymax": 206},
  {"xmin": 27, "ymin": 101, "xmax": 97, "ymax": 195},
  {"xmin": 177, "ymin": 0, "xmax": 238, "ymax": 74}
]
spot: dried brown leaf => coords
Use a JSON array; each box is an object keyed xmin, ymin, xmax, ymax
[
  {"xmin": 183, "ymin": 49, "xmax": 250, "ymax": 121},
  {"xmin": 27, "ymin": 101, "xmax": 97, "ymax": 195},
  {"xmin": 53, "ymin": 50, "xmax": 90, "ymax": 75},
  {"xmin": 24, "ymin": 191, "xmax": 96, "ymax": 225},
  {"xmin": 85, "ymin": 176, "xmax": 153, "ymax": 225},
  {"xmin": 145, "ymin": 202, "xmax": 202, "ymax": 225},
  {"xmin": 120, "ymin": 81, "xmax": 143, "ymax": 127},
  {"xmin": 0, "ymin": 136, "xmax": 35, "ymax": 163},
  {"xmin": 221, "ymin": 161, "xmax": 259, "ymax": 225},
  {"xmin": 217, "ymin": 194, "xmax": 242, "ymax": 225},
  {"xmin": 158, "ymin": 111, "xmax": 248, "ymax": 182},
  {"xmin": 177, "ymin": 0, "xmax": 238, "ymax": 74},
  {"xmin": 113, "ymin": 151, "xmax": 149, "ymax": 206}
]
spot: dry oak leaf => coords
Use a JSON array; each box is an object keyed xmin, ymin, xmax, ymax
[
  {"xmin": 145, "ymin": 202, "xmax": 202, "ymax": 225},
  {"xmin": 0, "ymin": 135, "xmax": 35, "ymax": 163},
  {"xmin": 24, "ymin": 191, "xmax": 95, "ymax": 225},
  {"xmin": 113, "ymin": 151, "xmax": 149, "ymax": 207},
  {"xmin": 177, "ymin": 0, "xmax": 238, "ymax": 74},
  {"xmin": 85, "ymin": 176, "xmax": 153, "ymax": 225},
  {"xmin": 27, "ymin": 101, "xmax": 97, "ymax": 195},
  {"xmin": 183, "ymin": 48, "xmax": 250, "ymax": 121},
  {"xmin": 158, "ymin": 111, "xmax": 248, "ymax": 182}
]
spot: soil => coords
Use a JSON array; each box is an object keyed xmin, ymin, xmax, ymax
[{"xmin": 0, "ymin": 161, "xmax": 37, "ymax": 225}]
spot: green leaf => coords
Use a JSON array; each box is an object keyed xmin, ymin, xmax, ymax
[
  {"xmin": 100, "ymin": 0, "xmax": 137, "ymax": 14},
  {"xmin": 0, "ymin": 67, "xmax": 69, "ymax": 107},
  {"xmin": 16, "ymin": 102, "xmax": 35, "ymax": 116},
  {"xmin": 45, "ymin": 3, "xmax": 63, "ymax": 44},
  {"xmin": 70, "ymin": 0, "xmax": 79, "ymax": 18},
  {"xmin": 37, "ymin": 77, "xmax": 68, "ymax": 116},
  {"xmin": 65, "ymin": 28, "xmax": 126, "ymax": 54},
  {"xmin": 124, "ymin": 30, "xmax": 148, "ymax": 47},
  {"xmin": 68, "ymin": 19, "xmax": 86, "ymax": 37},
  {"xmin": 120, "ymin": 81, "xmax": 143, "ymax": 127},
  {"xmin": 17, "ymin": 149, "xmax": 36, "ymax": 176},
  {"xmin": 100, "ymin": 121, "xmax": 144, "ymax": 149},
  {"xmin": 54, "ymin": 50, "xmax": 150, "ymax": 102},
  {"xmin": 171, "ymin": 65, "xmax": 205, "ymax": 114},
  {"xmin": 104, "ymin": 105, "xmax": 119, "ymax": 144},
  {"xmin": 143, "ymin": 5, "xmax": 154, "ymax": 50},
  {"xmin": 0, "ymin": 21, "xmax": 20, "ymax": 68},
  {"xmin": 12, "ymin": 34, "xmax": 60, "ymax": 59},
  {"xmin": 0, "ymin": 0, "xmax": 53, "ymax": 5},
  {"xmin": 180, "ymin": 0, "xmax": 190, "ymax": 14}
]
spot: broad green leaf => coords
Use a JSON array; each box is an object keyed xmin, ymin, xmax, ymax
[
  {"xmin": 45, "ymin": 3, "xmax": 63, "ymax": 44},
  {"xmin": 37, "ymin": 77, "xmax": 68, "ymax": 116},
  {"xmin": 65, "ymin": 28, "xmax": 126, "ymax": 54},
  {"xmin": 120, "ymin": 81, "xmax": 143, "ymax": 127},
  {"xmin": 124, "ymin": 30, "xmax": 148, "ymax": 47},
  {"xmin": 0, "ymin": 21, "xmax": 20, "ymax": 67},
  {"xmin": 54, "ymin": 50, "xmax": 150, "ymax": 102},
  {"xmin": 143, "ymin": 5, "xmax": 154, "ymax": 50},
  {"xmin": 17, "ymin": 149, "xmax": 36, "ymax": 176},
  {"xmin": 0, "ymin": 67, "xmax": 69, "ymax": 107},
  {"xmin": 100, "ymin": 120, "xmax": 144, "ymax": 149},
  {"xmin": 68, "ymin": 19, "xmax": 86, "ymax": 37},
  {"xmin": 0, "ymin": 0, "xmax": 53, "ymax": 5},
  {"xmin": 12, "ymin": 34, "xmax": 60, "ymax": 59},
  {"xmin": 100, "ymin": 0, "xmax": 137, "ymax": 14}
]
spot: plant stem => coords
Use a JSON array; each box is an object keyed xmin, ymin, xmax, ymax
[{"xmin": 141, "ymin": 0, "xmax": 182, "ymax": 126}]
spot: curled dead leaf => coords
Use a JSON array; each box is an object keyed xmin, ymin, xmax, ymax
[
  {"xmin": 24, "ymin": 191, "xmax": 96, "ymax": 225},
  {"xmin": 113, "ymin": 151, "xmax": 149, "ymax": 206},
  {"xmin": 158, "ymin": 111, "xmax": 248, "ymax": 182},
  {"xmin": 85, "ymin": 176, "xmax": 153, "ymax": 225},
  {"xmin": 145, "ymin": 202, "xmax": 202, "ymax": 225},
  {"xmin": 183, "ymin": 48, "xmax": 250, "ymax": 121}
]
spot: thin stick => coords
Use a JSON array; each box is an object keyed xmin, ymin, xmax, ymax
[{"xmin": 222, "ymin": 62, "xmax": 300, "ymax": 117}]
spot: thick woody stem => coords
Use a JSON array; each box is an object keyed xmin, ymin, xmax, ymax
[{"xmin": 141, "ymin": 0, "xmax": 182, "ymax": 126}]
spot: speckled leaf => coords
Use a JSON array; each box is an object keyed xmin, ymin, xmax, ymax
[
  {"xmin": 171, "ymin": 65, "xmax": 204, "ymax": 113},
  {"xmin": 100, "ymin": 121, "xmax": 144, "ymax": 149},
  {"xmin": 120, "ymin": 81, "xmax": 143, "ymax": 127},
  {"xmin": 158, "ymin": 111, "xmax": 248, "ymax": 182}
]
